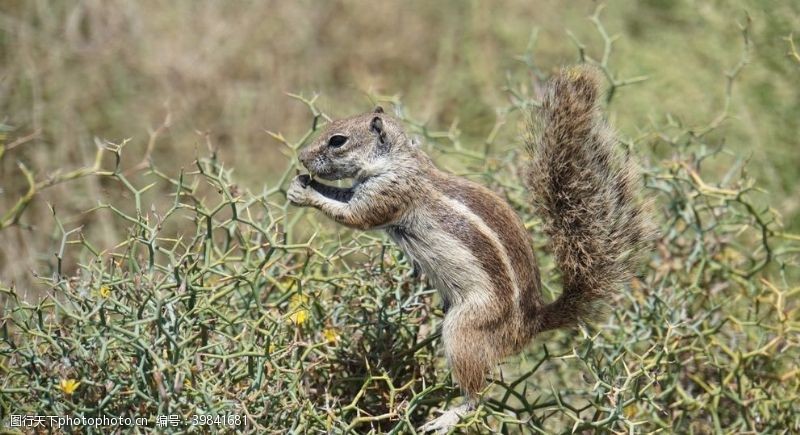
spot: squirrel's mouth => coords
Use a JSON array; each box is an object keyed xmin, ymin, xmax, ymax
[
  {"xmin": 309, "ymin": 168, "xmax": 346, "ymax": 182},
  {"xmin": 300, "ymin": 174, "xmax": 355, "ymax": 203}
]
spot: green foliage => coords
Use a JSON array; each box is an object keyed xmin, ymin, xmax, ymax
[{"xmin": 1, "ymin": 5, "xmax": 799, "ymax": 435}]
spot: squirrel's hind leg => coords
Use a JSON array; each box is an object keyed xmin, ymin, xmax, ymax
[{"xmin": 420, "ymin": 303, "xmax": 513, "ymax": 433}]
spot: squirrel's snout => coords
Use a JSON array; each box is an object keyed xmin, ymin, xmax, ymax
[{"xmin": 299, "ymin": 149, "xmax": 312, "ymax": 169}]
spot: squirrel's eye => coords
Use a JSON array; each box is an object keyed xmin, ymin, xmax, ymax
[{"xmin": 328, "ymin": 135, "xmax": 348, "ymax": 148}]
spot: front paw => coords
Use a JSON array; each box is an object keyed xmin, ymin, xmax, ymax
[{"xmin": 287, "ymin": 175, "xmax": 313, "ymax": 206}]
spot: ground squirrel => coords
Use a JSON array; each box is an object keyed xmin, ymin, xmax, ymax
[{"xmin": 287, "ymin": 67, "xmax": 653, "ymax": 433}]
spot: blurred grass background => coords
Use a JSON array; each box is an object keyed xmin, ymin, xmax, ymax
[
  {"xmin": 1, "ymin": 0, "xmax": 799, "ymax": 290},
  {"xmin": 1, "ymin": 1, "xmax": 799, "ymax": 433}
]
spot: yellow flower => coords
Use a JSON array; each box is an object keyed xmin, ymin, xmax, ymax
[
  {"xmin": 323, "ymin": 328, "xmax": 340, "ymax": 344},
  {"xmin": 268, "ymin": 343, "xmax": 276, "ymax": 353},
  {"xmin": 288, "ymin": 309, "xmax": 308, "ymax": 325},
  {"xmin": 59, "ymin": 379, "xmax": 81, "ymax": 396},
  {"xmin": 99, "ymin": 286, "xmax": 111, "ymax": 298},
  {"xmin": 624, "ymin": 403, "xmax": 637, "ymax": 419},
  {"xmin": 287, "ymin": 293, "xmax": 310, "ymax": 325}
]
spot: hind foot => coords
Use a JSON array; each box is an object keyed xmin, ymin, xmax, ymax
[{"xmin": 419, "ymin": 403, "xmax": 474, "ymax": 434}]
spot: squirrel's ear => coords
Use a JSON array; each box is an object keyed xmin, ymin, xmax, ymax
[
  {"xmin": 370, "ymin": 116, "xmax": 383, "ymax": 135},
  {"xmin": 373, "ymin": 106, "xmax": 384, "ymax": 114},
  {"xmin": 370, "ymin": 116, "xmax": 388, "ymax": 147}
]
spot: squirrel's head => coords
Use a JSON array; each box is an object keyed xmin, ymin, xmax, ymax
[{"xmin": 299, "ymin": 107, "xmax": 412, "ymax": 181}]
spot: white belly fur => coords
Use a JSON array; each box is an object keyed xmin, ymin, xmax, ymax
[{"xmin": 387, "ymin": 211, "xmax": 494, "ymax": 309}]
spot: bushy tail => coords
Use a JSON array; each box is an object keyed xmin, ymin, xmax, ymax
[{"xmin": 526, "ymin": 66, "xmax": 654, "ymax": 332}]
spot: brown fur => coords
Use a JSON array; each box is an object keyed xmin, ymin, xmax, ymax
[
  {"xmin": 525, "ymin": 66, "xmax": 655, "ymax": 331},
  {"xmin": 429, "ymin": 195, "xmax": 516, "ymax": 306},
  {"xmin": 435, "ymin": 174, "xmax": 542, "ymax": 317},
  {"xmin": 287, "ymin": 68, "xmax": 653, "ymax": 413}
]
